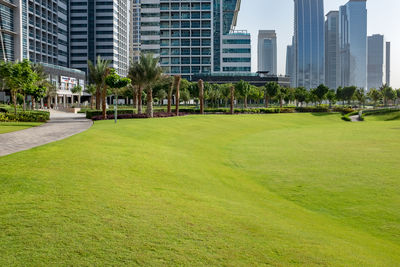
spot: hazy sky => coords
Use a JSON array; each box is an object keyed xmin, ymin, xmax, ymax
[{"xmin": 236, "ymin": 0, "xmax": 399, "ymax": 88}]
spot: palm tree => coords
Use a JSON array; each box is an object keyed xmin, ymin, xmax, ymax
[
  {"xmin": 198, "ymin": 79, "xmax": 204, "ymax": 114},
  {"xmin": 136, "ymin": 54, "xmax": 162, "ymax": 118},
  {"xmin": 86, "ymin": 84, "xmax": 96, "ymax": 109},
  {"xmin": 230, "ymin": 85, "xmax": 235, "ymax": 114},
  {"xmin": 174, "ymin": 75, "xmax": 181, "ymax": 116},
  {"xmin": 88, "ymin": 56, "xmax": 111, "ymax": 111},
  {"xmin": 128, "ymin": 61, "xmax": 145, "ymax": 114},
  {"xmin": 45, "ymin": 82, "xmax": 57, "ymax": 109},
  {"xmin": 264, "ymin": 82, "xmax": 280, "ymax": 108}
]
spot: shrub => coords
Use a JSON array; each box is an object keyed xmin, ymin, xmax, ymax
[
  {"xmin": 332, "ymin": 106, "xmax": 355, "ymax": 114},
  {"xmin": 86, "ymin": 109, "xmax": 135, "ymax": 119},
  {"xmin": 0, "ymin": 111, "xmax": 50, "ymax": 122},
  {"xmin": 295, "ymin": 106, "xmax": 329, "ymax": 113}
]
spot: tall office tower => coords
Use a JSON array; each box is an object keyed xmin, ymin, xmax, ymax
[
  {"xmin": 325, "ymin": 11, "xmax": 340, "ymax": 90},
  {"xmin": 339, "ymin": 0, "xmax": 367, "ymax": 89},
  {"xmin": 140, "ymin": 0, "xmax": 250, "ymax": 80},
  {"xmin": 386, "ymin": 42, "xmax": 390, "ymax": 86},
  {"xmin": 0, "ymin": 1, "xmax": 24, "ymax": 62},
  {"xmin": 26, "ymin": 0, "xmax": 69, "ymax": 67},
  {"xmin": 130, "ymin": 0, "xmax": 141, "ymax": 63},
  {"xmin": 70, "ymin": 0, "xmax": 130, "ymax": 76},
  {"xmin": 258, "ymin": 30, "xmax": 277, "ymax": 74},
  {"xmin": 367, "ymin": 34, "xmax": 385, "ymax": 90},
  {"xmin": 293, "ymin": 0, "xmax": 325, "ymax": 89}
]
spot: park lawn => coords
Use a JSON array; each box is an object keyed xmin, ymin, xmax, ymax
[
  {"xmin": 364, "ymin": 111, "xmax": 400, "ymax": 121},
  {"xmin": 0, "ymin": 113, "xmax": 400, "ymax": 266},
  {"xmin": 0, "ymin": 122, "xmax": 42, "ymax": 134}
]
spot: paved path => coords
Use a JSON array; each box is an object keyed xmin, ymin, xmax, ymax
[{"xmin": 0, "ymin": 110, "xmax": 92, "ymax": 157}]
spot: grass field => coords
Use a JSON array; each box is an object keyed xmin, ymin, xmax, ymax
[
  {"xmin": 0, "ymin": 122, "xmax": 42, "ymax": 134},
  {"xmin": 1, "ymin": 113, "xmax": 399, "ymax": 265}
]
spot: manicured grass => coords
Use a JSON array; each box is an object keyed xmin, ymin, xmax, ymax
[
  {"xmin": 365, "ymin": 111, "xmax": 400, "ymax": 121},
  {"xmin": 1, "ymin": 114, "xmax": 399, "ymax": 265},
  {"xmin": 0, "ymin": 122, "xmax": 42, "ymax": 134}
]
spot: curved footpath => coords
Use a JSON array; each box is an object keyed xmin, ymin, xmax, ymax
[{"xmin": 0, "ymin": 110, "xmax": 92, "ymax": 157}]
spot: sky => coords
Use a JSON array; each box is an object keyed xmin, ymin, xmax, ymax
[{"xmin": 236, "ymin": 0, "xmax": 399, "ymax": 88}]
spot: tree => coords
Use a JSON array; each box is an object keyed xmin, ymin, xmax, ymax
[
  {"xmin": 235, "ymin": 80, "xmax": 251, "ymax": 108},
  {"xmin": 354, "ymin": 88, "xmax": 366, "ymax": 108},
  {"xmin": 326, "ymin": 89, "xmax": 336, "ymax": 108},
  {"xmin": 136, "ymin": 54, "xmax": 162, "ymax": 118},
  {"xmin": 367, "ymin": 88, "xmax": 382, "ymax": 108},
  {"xmin": 336, "ymin": 86, "xmax": 344, "ymax": 106},
  {"xmin": 45, "ymin": 82, "xmax": 57, "ymax": 109},
  {"xmin": 342, "ymin": 86, "xmax": 357, "ymax": 105},
  {"xmin": 0, "ymin": 60, "xmax": 38, "ymax": 114},
  {"xmin": 128, "ymin": 62, "xmax": 146, "ymax": 113},
  {"xmin": 396, "ymin": 89, "xmax": 400, "ymax": 106},
  {"xmin": 264, "ymin": 82, "xmax": 280, "ymax": 108},
  {"xmin": 88, "ymin": 56, "xmax": 111, "ymax": 118},
  {"xmin": 294, "ymin": 87, "xmax": 308, "ymax": 107},
  {"xmin": 105, "ymin": 68, "xmax": 131, "ymax": 122},
  {"xmin": 284, "ymin": 87, "xmax": 295, "ymax": 105},
  {"xmin": 314, "ymin": 84, "xmax": 329, "ymax": 104},
  {"xmin": 379, "ymin": 84, "xmax": 394, "ymax": 107},
  {"xmin": 71, "ymin": 85, "xmax": 83, "ymax": 107},
  {"xmin": 155, "ymin": 89, "xmax": 167, "ymax": 105},
  {"xmin": 26, "ymin": 84, "xmax": 46, "ymax": 109},
  {"xmin": 174, "ymin": 75, "xmax": 181, "ymax": 116},
  {"xmin": 198, "ymin": 79, "xmax": 204, "ymax": 114},
  {"xmin": 276, "ymin": 86, "xmax": 288, "ymax": 108},
  {"xmin": 86, "ymin": 84, "xmax": 96, "ymax": 109}
]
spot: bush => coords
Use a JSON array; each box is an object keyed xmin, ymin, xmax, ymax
[
  {"xmin": 332, "ymin": 106, "xmax": 355, "ymax": 114},
  {"xmin": 295, "ymin": 106, "xmax": 329, "ymax": 113},
  {"xmin": 86, "ymin": 109, "xmax": 135, "ymax": 119},
  {"xmin": 0, "ymin": 111, "xmax": 50, "ymax": 122}
]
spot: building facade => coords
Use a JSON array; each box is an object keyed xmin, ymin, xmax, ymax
[
  {"xmin": 70, "ymin": 0, "xmax": 130, "ymax": 76},
  {"xmin": 339, "ymin": 0, "xmax": 367, "ymax": 89},
  {"xmin": 367, "ymin": 34, "xmax": 384, "ymax": 90},
  {"xmin": 325, "ymin": 11, "xmax": 340, "ymax": 90},
  {"xmin": 386, "ymin": 41, "xmax": 390, "ymax": 86},
  {"xmin": 293, "ymin": 0, "xmax": 325, "ymax": 89},
  {"xmin": 140, "ymin": 0, "xmax": 250, "ymax": 80},
  {"xmin": 257, "ymin": 30, "xmax": 277, "ymax": 74},
  {"xmin": 130, "ymin": 0, "xmax": 141, "ymax": 63}
]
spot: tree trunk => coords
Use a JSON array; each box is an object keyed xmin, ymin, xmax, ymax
[
  {"xmin": 230, "ymin": 86, "xmax": 235, "ymax": 114},
  {"xmin": 244, "ymin": 95, "xmax": 248, "ymax": 109},
  {"xmin": 146, "ymin": 87, "xmax": 153, "ymax": 118},
  {"xmin": 90, "ymin": 95, "xmax": 94, "ymax": 110},
  {"xmin": 12, "ymin": 91, "xmax": 17, "ymax": 115},
  {"xmin": 265, "ymin": 95, "xmax": 269, "ymax": 108},
  {"xmin": 102, "ymin": 87, "xmax": 107, "ymax": 120},
  {"xmin": 174, "ymin": 75, "xmax": 181, "ymax": 116},
  {"xmin": 23, "ymin": 94, "xmax": 26, "ymax": 111},
  {"xmin": 96, "ymin": 87, "xmax": 101, "ymax": 110},
  {"xmin": 133, "ymin": 90, "xmax": 138, "ymax": 110},
  {"xmin": 198, "ymin": 79, "xmax": 204, "ymax": 114},
  {"xmin": 280, "ymin": 98, "xmax": 283, "ymax": 108},
  {"xmin": 167, "ymin": 82, "xmax": 173, "ymax": 113},
  {"xmin": 137, "ymin": 87, "xmax": 143, "ymax": 114}
]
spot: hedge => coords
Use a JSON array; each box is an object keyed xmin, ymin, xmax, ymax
[
  {"xmin": 86, "ymin": 109, "xmax": 135, "ymax": 119},
  {"xmin": 295, "ymin": 106, "xmax": 329, "ymax": 113},
  {"xmin": 0, "ymin": 111, "xmax": 50, "ymax": 122}
]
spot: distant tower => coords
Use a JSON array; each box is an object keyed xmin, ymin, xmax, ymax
[
  {"xmin": 386, "ymin": 42, "xmax": 391, "ymax": 86},
  {"xmin": 325, "ymin": 11, "xmax": 340, "ymax": 90},
  {"xmin": 258, "ymin": 30, "xmax": 277, "ymax": 74},
  {"xmin": 367, "ymin": 34, "xmax": 385, "ymax": 90},
  {"xmin": 293, "ymin": 0, "xmax": 325, "ymax": 89},
  {"xmin": 339, "ymin": 0, "xmax": 368, "ymax": 89}
]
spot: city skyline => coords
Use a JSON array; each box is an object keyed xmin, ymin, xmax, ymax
[{"xmin": 236, "ymin": 0, "xmax": 400, "ymax": 88}]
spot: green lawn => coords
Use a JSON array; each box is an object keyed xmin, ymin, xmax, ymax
[
  {"xmin": 1, "ymin": 114, "xmax": 399, "ymax": 265},
  {"xmin": 0, "ymin": 122, "xmax": 42, "ymax": 134}
]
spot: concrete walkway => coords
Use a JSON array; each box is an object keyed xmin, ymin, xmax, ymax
[{"xmin": 0, "ymin": 110, "xmax": 92, "ymax": 157}]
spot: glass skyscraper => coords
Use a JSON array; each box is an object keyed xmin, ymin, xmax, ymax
[
  {"xmin": 325, "ymin": 11, "xmax": 340, "ymax": 90},
  {"xmin": 293, "ymin": 0, "xmax": 325, "ymax": 89},
  {"xmin": 367, "ymin": 34, "xmax": 384, "ymax": 90},
  {"xmin": 258, "ymin": 30, "xmax": 277, "ymax": 74},
  {"xmin": 339, "ymin": 0, "xmax": 367, "ymax": 89}
]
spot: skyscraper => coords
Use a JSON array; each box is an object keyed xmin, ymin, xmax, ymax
[
  {"xmin": 339, "ymin": 0, "xmax": 367, "ymax": 89},
  {"xmin": 130, "ymin": 0, "xmax": 141, "ymax": 63},
  {"xmin": 293, "ymin": 0, "xmax": 325, "ymax": 89},
  {"xmin": 325, "ymin": 11, "xmax": 340, "ymax": 90},
  {"xmin": 140, "ymin": 0, "xmax": 250, "ymax": 80},
  {"xmin": 386, "ymin": 42, "xmax": 391, "ymax": 86},
  {"xmin": 367, "ymin": 34, "xmax": 384, "ymax": 90},
  {"xmin": 258, "ymin": 30, "xmax": 277, "ymax": 74},
  {"xmin": 0, "ymin": 1, "xmax": 23, "ymax": 62},
  {"xmin": 70, "ymin": 0, "xmax": 130, "ymax": 76}
]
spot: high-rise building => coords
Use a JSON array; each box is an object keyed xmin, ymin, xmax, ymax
[
  {"xmin": 258, "ymin": 30, "xmax": 277, "ymax": 74},
  {"xmin": 325, "ymin": 11, "xmax": 340, "ymax": 90},
  {"xmin": 386, "ymin": 42, "xmax": 391, "ymax": 86},
  {"xmin": 285, "ymin": 45, "xmax": 293, "ymax": 77},
  {"xmin": 0, "ymin": 1, "xmax": 24, "ymax": 62},
  {"xmin": 293, "ymin": 0, "xmax": 325, "ymax": 89},
  {"xmin": 70, "ymin": 0, "xmax": 130, "ymax": 76},
  {"xmin": 339, "ymin": 0, "xmax": 367, "ymax": 89},
  {"xmin": 130, "ymin": 0, "xmax": 141, "ymax": 63},
  {"xmin": 140, "ymin": 0, "xmax": 250, "ymax": 80},
  {"xmin": 367, "ymin": 34, "xmax": 385, "ymax": 90}
]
